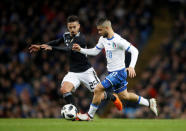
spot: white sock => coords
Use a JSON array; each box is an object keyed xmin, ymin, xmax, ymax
[
  {"xmin": 138, "ymin": 96, "xmax": 149, "ymax": 106},
  {"xmin": 88, "ymin": 104, "xmax": 99, "ymax": 118}
]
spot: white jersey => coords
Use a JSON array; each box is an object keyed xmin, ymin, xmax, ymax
[
  {"xmin": 96, "ymin": 33, "xmax": 131, "ymax": 72},
  {"xmin": 80, "ymin": 33, "xmax": 139, "ymax": 72}
]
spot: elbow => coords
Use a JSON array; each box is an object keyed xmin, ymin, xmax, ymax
[{"xmin": 131, "ymin": 46, "xmax": 139, "ymax": 56}]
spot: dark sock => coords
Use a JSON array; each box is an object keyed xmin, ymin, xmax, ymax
[
  {"xmin": 106, "ymin": 91, "xmax": 116, "ymax": 101},
  {"xmin": 63, "ymin": 92, "xmax": 75, "ymax": 105},
  {"xmin": 63, "ymin": 92, "xmax": 79, "ymax": 112}
]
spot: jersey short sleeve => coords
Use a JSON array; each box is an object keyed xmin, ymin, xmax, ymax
[
  {"xmin": 96, "ymin": 37, "xmax": 104, "ymax": 50},
  {"xmin": 118, "ymin": 37, "xmax": 131, "ymax": 52}
]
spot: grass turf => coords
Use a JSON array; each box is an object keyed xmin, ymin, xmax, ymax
[{"xmin": 0, "ymin": 119, "xmax": 186, "ymax": 131}]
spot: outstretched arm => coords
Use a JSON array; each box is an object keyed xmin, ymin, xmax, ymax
[
  {"xmin": 40, "ymin": 44, "xmax": 70, "ymax": 52},
  {"xmin": 72, "ymin": 44, "xmax": 101, "ymax": 56},
  {"xmin": 44, "ymin": 37, "xmax": 70, "ymax": 52},
  {"xmin": 28, "ymin": 37, "xmax": 64, "ymax": 53},
  {"xmin": 46, "ymin": 37, "xmax": 64, "ymax": 46}
]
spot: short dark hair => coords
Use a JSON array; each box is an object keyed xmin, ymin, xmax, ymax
[
  {"xmin": 67, "ymin": 15, "xmax": 79, "ymax": 23},
  {"xmin": 96, "ymin": 17, "xmax": 108, "ymax": 26}
]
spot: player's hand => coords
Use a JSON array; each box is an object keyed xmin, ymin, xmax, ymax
[
  {"xmin": 72, "ymin": 44, "xmax": 81, "ymax": 52},
  {"xmin": 29, "ymin": 44, "xmax": 41, "ymax": 53},
  {"xmin": 126, "ymin": 67, "xmax": 136, "ymax": 78},
  {"xmin": 41, "ymin": 44, "xmax": 52, "ymax": 51}
]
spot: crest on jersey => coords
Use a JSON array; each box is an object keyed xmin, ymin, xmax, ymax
[{"xmin": 112, "ymin": 42, "xmax": 116, "ymax": 48}]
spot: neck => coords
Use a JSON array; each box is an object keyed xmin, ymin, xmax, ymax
[
  {"xmin": 70, "ymin": 32, "xmax": 78, "ymax": 37},
  {"xmin": 107, "ymin": 29, "xmax": 114, "ymax": 39}
]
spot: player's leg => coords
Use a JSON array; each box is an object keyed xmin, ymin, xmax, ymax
[
  {"xmin": 77, "ymin": 70, "xmax": 117, "ymax": 120},
  {"xmin": 88, "ymin": 83, "xmax": 105, "ymax": 117},
  {"xmin": 118, "ymin": 89, "xmax": 147, "ymax": 105},
  {"xmin": 60, "ymin": 81, "xmax": 75, "ymax": 105},
  {"xmin": 118, "ymin": 89, "xmax": 158, "ymax": 116},
  {"xmin": 60, "ymin": 72, "xmax": 80, "ymax": 106},
  {"xmin": 114, "ymin": 68, "xmax": 158, "ymax": 116},
  {"xmin": 77, "ymin": 83, "xmax": 105, "ymax": 120},
  {"xmin": 79, "ymin": 67, "xmax": 122, "ymax": 110}
]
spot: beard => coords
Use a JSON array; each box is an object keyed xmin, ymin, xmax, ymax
[
  {"xmin": 70, "ymin": 32, "xmax": 76, "ymax": 37},
  {"xmin": 103, "ymin": 32, "xmax": 108, "ymax": 38}
]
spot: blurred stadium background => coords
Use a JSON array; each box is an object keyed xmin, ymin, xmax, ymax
[{"xmin": 0, "ymin": 0, "xmax": 185, "ymax": 119}]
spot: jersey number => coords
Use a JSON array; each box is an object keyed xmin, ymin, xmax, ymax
[
  {"xmin": 89, "ymin": 80, "xmax": 97, "ymax": 90},
  {"xmin": 106, "ymin": 50, "xmax": 112, "ymax": 58}
]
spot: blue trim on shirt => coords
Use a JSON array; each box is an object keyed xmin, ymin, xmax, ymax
[
  {"xmin": 96, "ymin": 46, "xmax": 102, "ymax": 50},
  {"xmin": 107, "ymin": 36, "xmax": 114, "ymax": 40},
  {"xmin": 126, "ymin": 46, "xmax": 131, "ymax": 52}
]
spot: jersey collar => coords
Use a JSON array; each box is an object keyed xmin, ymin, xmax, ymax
[{"xmin": 107, "ymin": 34, "xmax": 115, "ymax": 40}]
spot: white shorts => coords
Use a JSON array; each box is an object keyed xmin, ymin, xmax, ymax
[{"xmin": 61, "ymin": 67, "xmax": 100, "ymax": 92}]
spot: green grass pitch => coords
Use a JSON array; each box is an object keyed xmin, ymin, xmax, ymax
[{"xmin": 0, "ymin": 118, "xmax": 186, "ymax": 131}]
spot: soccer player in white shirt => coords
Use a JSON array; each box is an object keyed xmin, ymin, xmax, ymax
[{"xmin": 72, "ymin": 18, "xmax": 158, "ymax": 120}]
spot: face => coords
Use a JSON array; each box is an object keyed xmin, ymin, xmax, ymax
[
  {"xmin": 67, "ymin": 21, "xmax": 80, "ymax": 36},
  {"xmin": 97, "ymin": 25, "xmax": 108, "ymax": 37}
]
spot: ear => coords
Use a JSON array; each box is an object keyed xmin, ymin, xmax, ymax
[{"xmin": 105, "ymin": 26, "xmax": 109, "ymax": 30}]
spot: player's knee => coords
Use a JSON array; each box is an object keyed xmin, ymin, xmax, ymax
[
  {"xmin": 60, "ymin": 85, "xmax": 70, "ymax": 94},
  {"xmin": 94, "ymin": 87, "xmax": 101, "ymax": 95},
  {"xmin": 60, "ymin": 82, "xmax": 74, "ymax": 94},
  {"xmin": 94, "ymin": 84, "xmax": 104, "ymax": 95},
  {"xmin": 121, "ymin": 93, "xmax": 130, "ymax": 100},
  {"xmin": 94, "ymin": 87, "xmax": 99, "ymax": 94}
]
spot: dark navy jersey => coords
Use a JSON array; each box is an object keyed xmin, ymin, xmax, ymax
[{"xmin": 46, "ymin": 32, "xmax": 91, "ymax": 72}]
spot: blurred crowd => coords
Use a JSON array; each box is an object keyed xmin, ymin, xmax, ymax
[{"xmin": 0, "ymin": 0, "xmax": 184, "ymax": 119}]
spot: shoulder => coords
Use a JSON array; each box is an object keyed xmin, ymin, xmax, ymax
[
  {"xmin": 63, "ymin": 32, "xmax": 70, "ymax": 39},
  {"xmin": 114, "ymin": 33, "xmax": 123, "ymax": 40},
  {"xmin": 114, "ymin": 33, "xmax": 127, "ymax": 42},
  {"xmin": 74, "ymin": 32, "xmax": 86, "ymax": 46},
  {"xmin": 75, "ymin": 32, "xmax": 86, "ymax": 44},
  {"xmin": 77, "ymin": 32, "xmax": 86, "ymax": 40},
  {"xmin": 98, "ymin": 36, "xmax": 104, "ymax": 42}
]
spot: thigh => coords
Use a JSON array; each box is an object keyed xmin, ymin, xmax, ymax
[
  {"xmin": 78, "ymin": 68, "xmax": 100, "ymax": 92},
  {"xmin": 95, "ymin": 83, "xmax": 105, "ymax": 92},
  {"xmin": 61, "ymin": 72, "xmax": 80, "ymax": 92},
  {"xmin": 118, "ymin": 89, "xmax": 128, "ymax": 99},
  {"xmin": 102, "ymin": 69, "xmax": 128, "ymax": 93}
]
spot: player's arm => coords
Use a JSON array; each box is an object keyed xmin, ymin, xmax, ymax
[
  {"xmin": 29, "ymin": 37, "xmax": 64, "ymax": 53},
  {"xmin": 127, "ymin": 44, "xmax": 139, "ymax": 68},
  {"xmin": 127, "ymin": 45, "xmax": 139, "ymax": 78},
  {"xmin": 46, "ymin": 37, "xmax": 63, "ymax": 46},
  {"xmin": 42, "ymin": 37, "xmax": 71, "ymax": 52},
  {"xmin": 40, "ymin": 44, "xmax": 71, "ymax": 52},
  {"xmin": 118, "ymin": 38, "xmax": 139, "ymax": 78},
  {"xmin": 72, "ymin": 37, "xmax": 104, "ymax": 56},
  {"xmin": 72, "ymin": 44, "xmax": 102, "ymax": 56}
]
